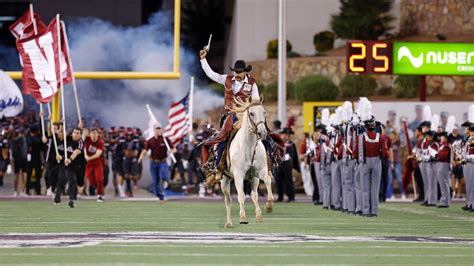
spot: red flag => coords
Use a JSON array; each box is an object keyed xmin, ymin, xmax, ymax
[
  {"xmin": 15, "ymin": 17, "xmax": 69, "ymax": 103},
  {"xmin": 9, "ymin": 7, "xmax": 47, "ymax": 39},
  {"xmin": 11, "ymin": 9, "xmax": 72, "ymax": 97}
]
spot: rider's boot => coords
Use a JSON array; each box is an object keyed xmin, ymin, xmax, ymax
[
  {"xmin": 205, "ymin": 169, "xmax": 222, "ymax": 187},
  {"xmin": 215, "ymin": 169, "xmax": 223, "ymax": 182}
]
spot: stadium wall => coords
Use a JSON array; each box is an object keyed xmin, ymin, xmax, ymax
[{"xmin": 399, "ymin": 0, "xmax": 474, "ymax": 36}]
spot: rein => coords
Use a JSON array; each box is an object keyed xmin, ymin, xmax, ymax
[
  {"xmin": 244, "ymin": 103, "xmax": 265, "ymax": 165},
  {"xmin": 245, "ymin": 103, "xmax": 266, "ymax": 135}
]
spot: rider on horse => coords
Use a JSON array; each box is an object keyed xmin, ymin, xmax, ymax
[{"xmin": 199, "ymin": 49, "xmax": 284, "ymax": 185}]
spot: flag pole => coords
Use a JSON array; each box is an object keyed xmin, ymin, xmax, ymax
[
  {"xmin": 29, "ymin": 4, "xmax": 46, "ymax": 139},
  {"xmin": 47, "ymin": 103, "xmax": 60, "ymax": 160},
  {"xmin": 29, "ymin": 4, "xmax": 37, "ymax": 35},
  {"xmin": 57, "ymin": 14, "xmax": 67, "ymax": 161},
  {"xmin": 188, "ymin": 76, "xmax": 194, "ymax": 142},
  {"xmin": 60, "ymin": 20, "xmax": 81, "ymax": 124},
  {"xmin": 145, "ymin": 105, "xmax": 176, "ymax": 163}
]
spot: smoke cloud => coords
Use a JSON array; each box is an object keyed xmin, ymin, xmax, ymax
[{"xmin": 2, "ymin": 11, "xmax": 223, "ymax": 129}]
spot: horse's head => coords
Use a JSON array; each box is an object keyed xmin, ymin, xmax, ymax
[
  {"xmin": 247, "ymin": 103, "xmax": 267, "ymax": 139},
  {"xmin": 232, "ymin": 96, "xmax": 268, "ymax": 139}
]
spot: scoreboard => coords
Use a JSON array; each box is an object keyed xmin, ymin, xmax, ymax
[
  {"xmin": 346, "ymin": 41, "xmax": 392, "ymax": 74},
  {"xmin": 346, "ymin": 41, "xmax": 474, "ymax": 76}
]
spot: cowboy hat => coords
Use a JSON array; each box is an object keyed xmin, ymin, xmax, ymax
[{"xmin": 229, "ymin": 60, "xmax": 252, "ymax": 73}]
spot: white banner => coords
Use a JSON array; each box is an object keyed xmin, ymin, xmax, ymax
[{"xmin": 0, "ymin": 70, "xmax": 23, "ymax": 118}]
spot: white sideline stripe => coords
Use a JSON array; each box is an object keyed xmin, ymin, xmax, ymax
[
  {"xmin": 4, "ymin": 221, "xmax": 467, "ymax": 227},
  {"xmin": 0, "ymin": 252, "xmax": 471, "ymax": 258},
  {"xmin": 0, "ymin": 222, "xmax": 467, "ymax": 228},
  {"xmin": 0, "ymin": 215, "xmax": 468, "ymax": 222},
  {"xmin": 0, "ymin": 231, "xmax": 469, "ymax": 238},
  {"xmin": 103, "ymin": 244, "xmax": 474, "ymax": 249},
  {"xmin": 381, "ymin": 206, "xmax": 474, "ymax": 222},
  {"xmin": 0, "ymin": 265, "xmax": 250, "ymax": 266}
]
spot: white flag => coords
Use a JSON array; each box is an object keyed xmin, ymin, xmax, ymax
[
  {"xmin": 0, "ymin": 70, "xmax": 24, "ymax": 118},
  {"xmin": 145, "ymin": 105, "xmax": 159, "ymax": 141}
]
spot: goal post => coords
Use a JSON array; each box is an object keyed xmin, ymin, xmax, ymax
[{"xmin": 5, "ymin": 0, "xmax": 181, "ymax": 80}]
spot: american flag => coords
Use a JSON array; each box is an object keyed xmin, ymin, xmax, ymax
[{"xmin": 164, "ymin": 92, "xmax": 191, "ymax": 146}]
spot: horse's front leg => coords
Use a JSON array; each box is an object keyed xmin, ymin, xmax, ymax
[
  {"xmin": 220, "ymin": 177, "xmax": 233, "ymax": 228},
  {"xmin": 251, "ymin": 177, "xmax": 263, "ymax": 222},
  {"xmin": 233, "ymin": 170, "xmax": 248, "ymax": 224},
  {"xmin": 262, "ymin": 170, "xmax": 274, "ymax": 213}
]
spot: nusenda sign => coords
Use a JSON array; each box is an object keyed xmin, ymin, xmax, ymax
[{"xmin": 393, "ymin": 42, "xmax": 474, "ymax": 76}]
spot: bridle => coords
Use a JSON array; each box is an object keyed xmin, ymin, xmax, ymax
[{"xmin": 245, "ymin": 102, "xmax": 266, "ymax": 139}]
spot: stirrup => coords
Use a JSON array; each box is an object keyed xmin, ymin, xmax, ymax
[
  {"xmin": 205, "ymin": 170, "xmax": 222, "ymax": 187},
  {"xmin": 200, "ymin": 161, "xmax": 216, "ymax": 173}
]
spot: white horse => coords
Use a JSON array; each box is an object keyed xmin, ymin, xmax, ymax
[{"xmin": 221, "ymin": 97, "xmax": 274, "ymax": 228}]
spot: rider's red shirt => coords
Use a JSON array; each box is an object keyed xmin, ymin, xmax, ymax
[{"xmin": 224, "ymin": 75, "xmax": 255, "ymax": 111}]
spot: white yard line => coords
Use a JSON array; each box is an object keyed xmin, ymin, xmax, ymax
[
  {"xmin": 381, "ymin": 206, "xmax": 474, "ymax": 222},
  {"xmin": 102, "ymin": 243, "xmax": 474, "ymax": 249},
  {"xmin": 0, "ymin": 252, "xmax": 471, "ymax": 258}
]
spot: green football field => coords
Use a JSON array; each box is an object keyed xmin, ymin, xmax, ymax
[{"xmin": 0, "ymin": 198, "xmax": 472, "ymax": 265}]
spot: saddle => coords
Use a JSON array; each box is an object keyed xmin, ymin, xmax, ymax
[{"xmin": 219, "ymin": 129, "xmax": 280, "ymax": 178}]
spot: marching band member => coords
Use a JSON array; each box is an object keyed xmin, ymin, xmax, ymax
[
  {"xmin": 417, "ymin": 106, "xmax": 433, "ymax": 206},
  {"xmin": 354, "ymin": 98, "xmax": 369, "ymax": 215},
  {"xmin": 425, "ymin": 115, "xmax": 440, "ymax": 207},
  {"xmin": 461, "ymin": 105, "xmax": 474, "ymax": 212},
  {"xmin": 330, "ymin": 108, "xmax": 344, "ymax": 211},
  {"xmin": 320, "ymin": 109, "xmax": 332, "ymax": 210},
  {"xmin": 312, "ymin": 124, "xmax": 325, "ymax": 205},
  {"xmin": 359, "ymin": 99, "xmax": 387, "ymax": 217},
  {"xmin": 435, "ymin": 116, "xmax": 455, "ymax": 208},
  {"xmin": 341, "ymin": 101, "xmax": 357, "ymax": 214}
]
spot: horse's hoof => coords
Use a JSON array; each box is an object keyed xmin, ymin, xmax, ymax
[
  {"xmin": 239, "ymin": 217, "xmax": 249, "ymax": 224},
  {"xmin": 224, "ymin": 222, "xmax": 233, "ymax": 228},
  {"xmin": 256, "ymin": 215, "xmax": 263, "ymax": 222},
  {"xmin": 265, "ymin": 203, "xmax": 273, "ymax": 213}
]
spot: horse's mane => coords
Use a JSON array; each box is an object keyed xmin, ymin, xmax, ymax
[{"xmin": 229, "ymin": 97, "xmax": 262, "ymax": 130}]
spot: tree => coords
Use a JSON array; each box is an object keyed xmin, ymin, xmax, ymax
[{"xmin": 331, "ymin": 0, "xmax": 395, "ymax": 40}]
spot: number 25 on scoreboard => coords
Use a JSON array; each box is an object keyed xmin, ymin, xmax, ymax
[{"xmin": 347, "ymin": 41, "xmax": 392, "ymax": 75}]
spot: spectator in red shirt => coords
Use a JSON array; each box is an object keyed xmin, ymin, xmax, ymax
[
  {"xmin": 85, "ymin": 128, "xmax": 105, "ymax": 202},
  {"xmin": 138, "ymin": 123, "xmax": 174, "ymax": 201}
]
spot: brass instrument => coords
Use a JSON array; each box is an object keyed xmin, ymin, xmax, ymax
[
  {"xmin": 451, "ymin": 139, "xmax": 464, "ymax": 163},
  {"xmin": 463, "ymin": 137, "xmax": 474, "ymax": 164}
]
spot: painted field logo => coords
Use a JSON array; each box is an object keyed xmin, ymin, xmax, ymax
[{"xmin": 393, "ymin": 42, "xmax": 474, "ymax": 76}]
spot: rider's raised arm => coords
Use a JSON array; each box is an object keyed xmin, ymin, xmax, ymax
[{"xmin": 200, "ymin": 58, "xmax": 227, "ymax": 85}]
